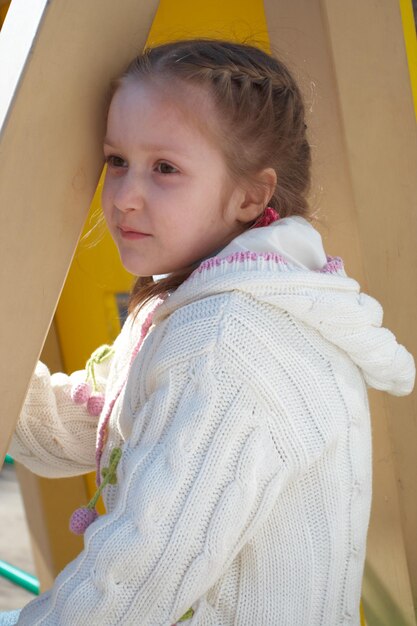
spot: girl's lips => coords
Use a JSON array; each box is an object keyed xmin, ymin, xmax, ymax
[{"xmin": 118, "ymin": 227, "xmax": 151, "ymax": 240}]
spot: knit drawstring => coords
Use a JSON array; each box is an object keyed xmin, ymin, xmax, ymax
[{"xmin": 69, "ymin": 297, "xmax": 165, "ymax": 535}]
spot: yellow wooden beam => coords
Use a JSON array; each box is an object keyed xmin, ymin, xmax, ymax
[
  {"xmin": 54, "ymin": 175, "xmax": 134, "ymax": 374},
  {"xmin": 146, "ymin": 0, "xmax": 269, "ymax": 50},
  {"xmin": 400, "ymin": 0, "xmax": 417, "ymax": 119},
  {"xmin": 0, "ymin": 1, "xmax": 10, "ymax": 27}
]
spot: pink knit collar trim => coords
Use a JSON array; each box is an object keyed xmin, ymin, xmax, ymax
[{"xmin": 191, "ymin": 251, "xmax": 344, "ymax": 277}]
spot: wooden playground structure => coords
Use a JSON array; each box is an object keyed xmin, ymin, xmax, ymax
[{"xmin": 0, "ymin": 0, "xmax": 416, "ymax": 623}]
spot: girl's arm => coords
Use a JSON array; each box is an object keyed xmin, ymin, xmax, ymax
[
  {"xmin": 8, "ymin": 355, "xmax": 111, "ymax": 478},
  {"xmin": 14, "ymin": 301, "xmax": 330, "ymax": 625},
  {"xmin": 7, "ymin": 309, "xmax": 138, "ymax": 479}
]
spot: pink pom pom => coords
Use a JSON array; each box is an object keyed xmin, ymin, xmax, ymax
[
  {"xmin": 87, "ymin": 393, "xmax": 105, "ymax": 416},
  {"xmin": 71, "ymin": 382, "xmax": 91, "ymax": 405},
  {"xmin": 252, "ymin": 207, "xmax": 280, "ymax": 229},
  {"xmin": 69, "ymin": 507, "xmax": 98, "ymax": 534}
]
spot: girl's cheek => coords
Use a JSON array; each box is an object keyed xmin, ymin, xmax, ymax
[
  {"xmin": 101, "ymin": 191, "xmax": 110, "ymax": 217},
  {"xmin": 101, "ymin": 178, "xmax": 116, "ymax": 211}
]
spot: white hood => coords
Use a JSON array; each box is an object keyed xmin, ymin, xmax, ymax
[
  {"xmin": 219, "ymin": 216, "xmax": 327, "ymax": 270},
  {"xmin": 154, "ymin": 217, "xmax": 415, "ymax": 397}
]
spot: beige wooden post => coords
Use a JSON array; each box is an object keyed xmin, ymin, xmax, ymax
[
  {"xmin": 0, "ymin": 0, "xmax": 159, "ymax": 461},
  {"xmin": 0, "ymin": 0, "xmax": 160, "ymax": 589},
  {"xmin": 264, "ymin": 0, "xmax": 417, "ymax": 623},
  {"xmin": 322, "ymin": 3, "xmax": 417, "ymax": 622}
]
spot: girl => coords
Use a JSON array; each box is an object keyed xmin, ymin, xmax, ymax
[{"xmin": 2, "ymin": 39, "xmax": 415, "ymax": 625}]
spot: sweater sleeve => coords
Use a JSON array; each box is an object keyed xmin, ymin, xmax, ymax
[
  {"xmin": 8, "ymin": 346, "xmax": 116, "ymax": 479},
  {"xmin": 15, "ymin": 339, "xmax": 288, "ymax": 625}
]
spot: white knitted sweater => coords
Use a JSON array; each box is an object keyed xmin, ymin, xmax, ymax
[{"xmin": 9, "ymin": 218, "xmax": 415, "ymax": 626}]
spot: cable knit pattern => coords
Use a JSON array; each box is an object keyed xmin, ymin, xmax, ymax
[{"xmin": 9, "ymin": 251, "xmax": 415, "ymax": 625}]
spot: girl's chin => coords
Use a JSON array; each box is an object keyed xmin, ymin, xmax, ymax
[
  {"xmin": 117, "ymin": 248, "xmax": 200, "ymax": 277},
  {"xmin": 118, "ymin": 255, "xmax": 173, "ymax": 277}
]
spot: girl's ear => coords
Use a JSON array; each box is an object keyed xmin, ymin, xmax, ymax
[{"xmin": 237, "ymin": 167, "xmax": 277, "ymax": 224}]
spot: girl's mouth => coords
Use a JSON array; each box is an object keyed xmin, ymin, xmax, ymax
[{"xmin": 118, "ymin": 227, "xmax": 151, "ymax": 240}]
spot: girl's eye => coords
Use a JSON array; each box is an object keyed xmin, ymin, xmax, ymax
[
  {"xmin": 105, "ymin": 155, "xmax": 127, "ymax": 168},
  {"xmin": 155, "ymin": 162, "xmax": 178, "ymax": 174}
]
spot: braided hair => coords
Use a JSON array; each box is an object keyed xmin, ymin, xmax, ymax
[{"xmin": 108, "ymin": 39, "xmax": 312, "ymax": 312}]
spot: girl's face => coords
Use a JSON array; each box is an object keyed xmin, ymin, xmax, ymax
[{"xmin": 102, "ymin": 80, "xmax": 246, "ymax": 276}]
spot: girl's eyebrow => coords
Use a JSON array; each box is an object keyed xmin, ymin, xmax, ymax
[
  {"xmin": 103, "ymin": 137, "xmax": 187, "ymax": 154},
  {"xmin": 103, "ymin": 139, "xmax": 193, "ymax": 163}
]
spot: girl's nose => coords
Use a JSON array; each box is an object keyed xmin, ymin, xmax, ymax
[{"xmin": 113, "ymin": 171, "xmax": 145, "ymax": 213}]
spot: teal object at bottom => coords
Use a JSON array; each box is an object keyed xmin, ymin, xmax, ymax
[{"xmin": 0, "ymin": 560, "xmax": 40, "ymax": 595}]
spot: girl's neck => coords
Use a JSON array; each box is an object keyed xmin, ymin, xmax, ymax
[{"xmin": 152, "ymin": 244, "xmax": 226, "ymax": 283}]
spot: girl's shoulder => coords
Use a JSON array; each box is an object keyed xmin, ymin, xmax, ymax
[{"xmin": 151, "ymin": 289, "xmax": 299, "ymax": 373}]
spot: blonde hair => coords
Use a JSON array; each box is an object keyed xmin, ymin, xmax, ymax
[{"xmin": 108, "ymin": 39, "xmax": 311, "ymax": 314}]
